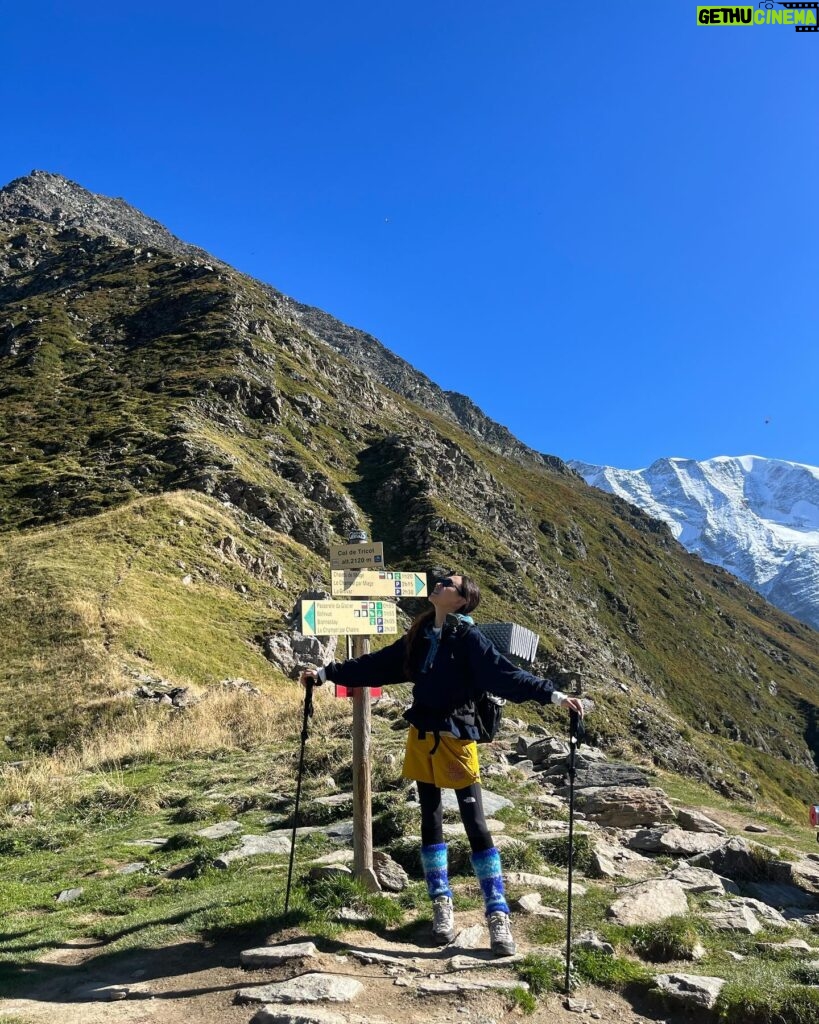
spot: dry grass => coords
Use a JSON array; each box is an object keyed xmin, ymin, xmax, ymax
[{"xmin": 0, "ymin": 684, "xmax": 351, "ymax": 810}]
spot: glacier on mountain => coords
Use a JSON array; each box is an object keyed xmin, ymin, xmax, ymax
[{"xmin": 569, "ymin": 455, "xmax": 819, "ymax": 631}]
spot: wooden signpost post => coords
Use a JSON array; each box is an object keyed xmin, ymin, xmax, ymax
[{"xmin": 301, "ymin": 532, "xmax": 427, "ymax": 892}]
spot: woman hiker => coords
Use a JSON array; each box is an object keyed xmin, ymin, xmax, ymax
[{"xmin": 299, "ymin": 572, "xmax": 584, "ymax": 957}]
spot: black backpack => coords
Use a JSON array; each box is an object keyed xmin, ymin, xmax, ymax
[
  {"xmin": 442, "ymin": 614, "xmax": 506, "ymax": 743},
  {"xmin": 473, "ymin": 690, "xmax": 506, "ymax": 743}
]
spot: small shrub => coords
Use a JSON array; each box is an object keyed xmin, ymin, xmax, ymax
[
  {"xmin": 791, "ymin": 962, "xmax": 819, "ymax": 986},
  {"xmin": 372, "ymin": 801, "xmax": 416, "ymax": 846},
  {"xmin": 0, "ymin": 822, "xmax": 82, "ymax": 856},
  {"xmin": 628, "ymin": 916, "xmax": 699, "ymax": 962},
  {"xmin": 506, "ymin": 986, "xmax": 537, "ymax": 1014},
  {"xmin": 386, "ymin": 838, "xmax": 424, "ymax": 879},
  {"xmin": 500, "ymin": 841, "xmax": 543, "ymax": 872},
  {"xmin": 170, "ymin": 799, "xmax": 213, "ymax": 823},
  {"xmin": 70, "ymin": 784, "xmax": 158, "ymax": 823},
  {"xmin": 539, "ymin": 833, "xmax": 595, "ymax": 874}
]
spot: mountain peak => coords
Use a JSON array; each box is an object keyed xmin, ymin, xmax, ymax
[
  {"xmin": 0, "ymin": 170, "xmax": 214, "ymax": 262},
  {"xmin": 571, "ymin": 454, "xmax": 819, "ymax": 630}
]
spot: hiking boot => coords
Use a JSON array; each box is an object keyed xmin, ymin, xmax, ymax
[
  {"xmin": 488, "ymin": 911, "xmax": 516, "ymax": 956},
  {"xmin": 431, "ymin": 895, "xmax": 455, "ymax": 944}
]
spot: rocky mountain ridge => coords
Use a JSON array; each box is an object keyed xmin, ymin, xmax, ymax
[
  {"xmin": 570, "ymin": 455, "xmax": 819, "ymax": 631},
  {"xmin": 1, "ymin": 171, "xmax": 819, "ymax": 821},
  {"xmin": 0, "ymin": 171, "xmax": 558, "ymax": 469}
]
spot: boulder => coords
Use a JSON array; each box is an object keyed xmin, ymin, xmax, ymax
[
  {"xmin": 653, "ymin": 828, "xmax": 727, "ymax": 858},
  {"xmin": 755, "ymin": 938, "xmax": 816, "ymax": 955},
  {"xmin": 735, "ymin": 896, "xmax": 789, "ymax": 929},
  {"xmin": 675, "ymin": 807, "xmax": 726, "ymax": 834},
  {"xmin": 553, "ymin": 763, "xmax": 650, "ymax": 791},
  {"xmin": 688, "ymin": 837, "xmax": 779, "ymax": 882},
  {"xmin": 704, "ymin": 903, "xmax": 762, "ymax": 934},
  {"xmin": 56, "ymin": 887, "xmax": 83, "ymax": 903},
  {"xmin": 263, "ymin": 630, "xmax": 338, "ymax": 679},
  {"xmin": 654, "ymin": 973, "xmax": 726, "ymax": 1010},
  {"xmin": 771, "ymin": 857, "xmax": 819, "ymax": 897},
  {"xmin": 525, "ymin": 736, "xmax": 569, "ymax": 765},
  {"xmin": 744, "ymin": 880, "xmax": 819, "ymax": 912},
  {"xmin": 607, "ymin": 880, "xmax": 688, "ymax": 926},
  {"xmin": 668, "ymin": 864, "xmax": 738, "ymax": 895},
  {"xmin": 589, "ymin": 840, "xmax": 659, "ymax": 881},
  {"xmin": 372, "ymin": 850, "xmax": 409, "ymax": 892},
  {"xmin": 577, "ymin": 787, "xmax": 675, "ymax": 828},
  {"xmin": 573, "ymin": 931, "xmax": 614, "ymax": 955},
  {"xmin": 506, "ymin": 871, "xmax": 587, "ymax": 896}
]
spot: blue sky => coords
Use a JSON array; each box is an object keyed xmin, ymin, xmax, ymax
[{"xmin": 1, "ymin": 2, "xmax": 817, "ymax": 469}]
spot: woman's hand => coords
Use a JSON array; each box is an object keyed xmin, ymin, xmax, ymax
[
  {"xmin": 299, "ymin": 668, "xmax": 322, "ymax": 688},
  {"xmin": 561, "ymin": 696, "xmax": 584, "ymax": 717}
]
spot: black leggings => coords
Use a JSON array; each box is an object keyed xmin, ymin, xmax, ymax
[{"xmin": 417, "ymin": 780, "xmax": 494, "ymax": 854}]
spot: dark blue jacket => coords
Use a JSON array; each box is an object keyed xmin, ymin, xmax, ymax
[{"xmin": 323, "ymin": 616, "xmax": 558, "ymax": 740}]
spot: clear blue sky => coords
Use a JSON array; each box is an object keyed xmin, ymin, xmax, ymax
[{"xmin": 2, "ymin": 2, "xmax": 817, "ymax": 469}]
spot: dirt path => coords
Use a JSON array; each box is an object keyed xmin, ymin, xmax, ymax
[{"xmin": 1, "ymin": 914, "xmax": 677, "ymax": 1024}]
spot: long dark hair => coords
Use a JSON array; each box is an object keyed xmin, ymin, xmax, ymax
[{"xmin": 403, "ymin": 574, "xmax": 481, "ymax": 676}]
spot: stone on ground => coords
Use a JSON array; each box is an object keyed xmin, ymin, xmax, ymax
[
  {"xmin": 372, "ymin": 849, "xmax": 409, "ymax": 891},
  {"xmin": 654, "ymin": 973, "xmax": 726, "ymax": 1010},
  {"xmin": 250, "ymin": 1006, "xmax": 348, "ymax": 1024},
  {"xmin": 675, "ymin": 807, "xmax": 726, "ymax": 834},
  {"xmin": 704, "ymin": 903, "xmax": 762, "ymax": 934},
  {"xmin": 194, "ymin": 820, "xmax": 242, "ymax": 840},
  {"xmin": 236, "ymin": 973, "xmax": 364, "ymax": 1005},
  {"xmin": 513, "ymin": 892, "xmax": 564, "ymax": 918},
  {"xmin": 240, "ymin": 942, "xmax": 318, "ymax": 966},
  {"xmin": 416, "ymin": 978, "xmax": 528, "ymax": 994},
  {"xmin": 215, "ymin": 833, "xmax": 292, "ymax": 867},
  {"xmin": 668, "ymin": 864, "xmax": 737, "ymax": 894},
  {"xmin": 607, "ymin": 879, "xmax": 688, "ymax": 926}
]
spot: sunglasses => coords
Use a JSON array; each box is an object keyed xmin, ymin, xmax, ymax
[{"xmin": 435, "ymin": 577, "xmax": 464, "ymax": 596}]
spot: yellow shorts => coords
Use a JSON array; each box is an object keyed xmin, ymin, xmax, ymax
[{"xmin": 402, "ymin": 726, "xmax": 481, "ymax": 789}]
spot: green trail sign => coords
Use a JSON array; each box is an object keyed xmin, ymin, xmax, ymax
[
  {"xmin": 301, "ymin": 599, "xmax": 398, "ymax": 637},
  {"xmin": 331, "ymin": 569, "xmax": 428, "ymax": 599}
]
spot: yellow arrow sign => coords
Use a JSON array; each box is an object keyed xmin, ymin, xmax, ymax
[
  {"xmin": 331, "ymin": 569, "xmax": 428, "ymax": 599},
  {"xmin": 301, "ymin": 599, "xmax": 399, "ymax": 637}
]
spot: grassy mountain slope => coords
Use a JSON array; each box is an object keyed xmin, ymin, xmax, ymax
[{"xmin": 1, "ymin": 179, "xmax": 818, "ymax": 821}]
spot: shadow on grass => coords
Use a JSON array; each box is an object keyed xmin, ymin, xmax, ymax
[{"xmin": 0, "ymin": 905, "xmax": 318, "ymax": 1004}]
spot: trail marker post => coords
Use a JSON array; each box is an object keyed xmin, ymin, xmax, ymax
[
  {"xmin": 302, "ymin": 535, "xmax": 430, "ymax": 891},
  {"xmin": 344, "ymin": 530, "xmax": 379, "ymax": 892}
]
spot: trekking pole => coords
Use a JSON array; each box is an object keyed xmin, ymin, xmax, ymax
[
  {"xmin": 564, "ymin": 704, "xmax": 585, "ymax": 995},
  {"xmin": 284, "ymin": 679, "xmax": 314, "ymax": 915}
]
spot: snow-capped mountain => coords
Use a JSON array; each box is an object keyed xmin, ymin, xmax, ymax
[{"xmin": 569, "ymin": 455, "xmax": 819, "ymax": 631}]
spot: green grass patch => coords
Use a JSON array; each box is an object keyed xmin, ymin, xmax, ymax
[
  {"xmin": 572, "ymin": 948, "xmax": 651, "ymax": 990},
  {"xmin": 626, "ymin": 916, "xmax": 700, "ymax": 962},
  {"xmin": 514, "ymin": 952, "xmax": 565, "ymax": 994}
]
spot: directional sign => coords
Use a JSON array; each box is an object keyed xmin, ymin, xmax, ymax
[
  {"xmin": 331, "ymin": 569, "xmax": 428, "ymax": 599},
  {"xmin": 329, "ymin": 542, "xmax": 385, "ymax": 570},
  {"xmin": 301, "ymin": 599, "xmax": 398, "ymax": 636}
]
